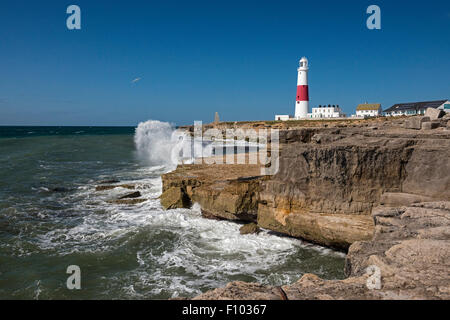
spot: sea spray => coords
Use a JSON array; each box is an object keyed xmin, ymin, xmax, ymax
[
  {"xmin": 134, "ymin": 120, "xmax": 191, "ymax": 170},
  {"xmin": 134, "ymin": 120, "xmax": 174, "ymax": 166},
  {"xmin": 134, "ymin": 120, "xmax": 216, "ymax": 170}
]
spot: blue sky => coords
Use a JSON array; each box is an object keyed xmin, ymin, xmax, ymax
[{"xmin": 0, "ymin": 0, "xmax": 449, "ymax": 126}]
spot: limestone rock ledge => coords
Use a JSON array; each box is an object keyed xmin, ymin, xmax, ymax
[
  {"xmin": 195, "ymin": 201, "xmax": 450, "ymax": 300},
  {"xmin": 160, "ymin": 125, "xmax": 450, "ymax": 249},
  {"xmin": 161, "ymin": 164, "xmax": 266, "ymax": 221}
]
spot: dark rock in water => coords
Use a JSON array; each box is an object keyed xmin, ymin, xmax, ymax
[
  {"xmin": 119, "ymin": 191, "xmax": 141, "ymax": 199},
  {"xmin": 240, "ymin": 223, "xmax": 260, "ymax": 235},
  {"xmin": 96, "ymin": 185, "xmax": 116, "ymax": 191},
  {"xmin": 119, "ymin": 184, "xmax": 137, "ymax": 190},
  {"xmin": 50, "ymin": 187, "xmax": 72, "ymax": 193},
  {"xmin": 95, "ymin": 184, "xmax": 135, "ymax": 191},
  {"xmin": 109, "ymin": 199, "xmax": 147, "ymax": 205},
  {"xmin": 98, "ymin": 179, "xmax": 120, "ymax": 184},
  {"xmin": 108, "ymin": 191, "xmax": 145, "ymax": 204}
]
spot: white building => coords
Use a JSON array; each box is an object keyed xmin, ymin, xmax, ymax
[
  {"xmin": 308, "ymin": 105, "xmax": 346, "ymax": 118},
  {"xmin": 275, "ymin": 115, "xmax": 291, "ymax": 121},
  {"xmin": 384, "ymin": 100, "xmax": 450, "ymax": 117},
  {"xmin": 356, "ymin": 103, "xmax": 382, "ymax": 117}
]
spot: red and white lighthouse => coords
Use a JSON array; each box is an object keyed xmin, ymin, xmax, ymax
[{"xmin": 295, "ymin": 57, "xmax": 309, "ymax": 118}]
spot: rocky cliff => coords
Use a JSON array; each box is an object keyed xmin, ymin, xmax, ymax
[
  {"xmin": 160, "ymin": 116, "xmax": 450, "ymax": 299},
  {"xmin": 161, "ymin": 117, "xmax": 450, "ymax": 249}
]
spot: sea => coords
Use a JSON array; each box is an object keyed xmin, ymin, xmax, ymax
[{"xmin": 0, "ymin": 121, "xmax": 345, "ymax": 299}]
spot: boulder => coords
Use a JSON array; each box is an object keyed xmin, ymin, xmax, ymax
[
  {"xmin": 404, "ymin": 116, "xmax": 430, "ymax": 130},
  {"xmin": 239, "ymin": 223, "xmax": 260, "ymax": 235},
  {"xmin": 160, "ymin": 186, "xmax": 190, "ymax": 210},
  {"xmin": 425, "ymin": 107, "xmax": 445, "ymax": 120},
  {"xmin": 421, "ymin": 121, "xmax": 440, "ymax": 130}
]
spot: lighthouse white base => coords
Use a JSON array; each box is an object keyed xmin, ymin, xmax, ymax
[{"xmin": 295, "ymin": 101, "xmax": 309, "ymax": 119}]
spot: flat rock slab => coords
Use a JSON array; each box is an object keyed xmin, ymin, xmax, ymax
[{"xmin": 119, "ymin": 191, "xmax": 141, "ymax": 199}]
